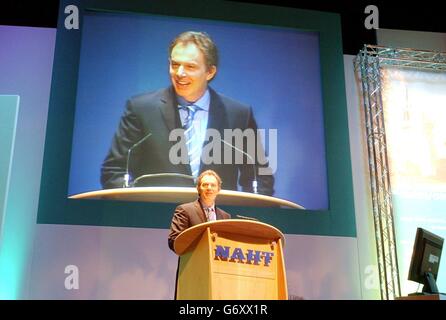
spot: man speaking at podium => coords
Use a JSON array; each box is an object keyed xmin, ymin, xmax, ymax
[
  {"xmin": 100, "ymin": 31, "xmax": 274, "ymax": 195},
  {"xmin": 168, "ymin": 170, "xmax": 231, "ymax": 251}
]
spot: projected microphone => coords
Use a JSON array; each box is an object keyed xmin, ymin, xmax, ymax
[
  {"xmin": 132, "ymin": 172, "xmax": 195, "ymax": 187},
  {"xmin": 220, "ymin": 139, "xmax": 258, "ymax": 194},
  {"xmin": 124, "ymin": 132, "xmax": 152, "ymax": 188}
]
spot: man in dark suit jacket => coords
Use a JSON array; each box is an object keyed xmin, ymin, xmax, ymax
[
  {"xmin": 100, "ymin": 31, "xmax": 274, "ymax": 195},
  {"xmin": 168, "ymin": 170, "xmax": 230, "ymax": 251}
]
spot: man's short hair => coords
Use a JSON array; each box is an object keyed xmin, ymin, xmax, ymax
[
  {"xmin": 196, "ymin": 170, "xmax": 222, "ymax": 189},
  {"xmin": 169, "ymin": 31, "xmax": 219, "ymax": 70}
]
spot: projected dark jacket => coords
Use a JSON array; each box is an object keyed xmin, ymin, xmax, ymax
[{"xmin": 100, "ymin": 86, "xmax": 274, "ymax": 195}]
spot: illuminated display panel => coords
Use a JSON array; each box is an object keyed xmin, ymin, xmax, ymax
[
  {"xmin": 68, "ymin": 10, "xmax": 327, "ymax": 210},
  {"xmin": 38, "ymin": 0, "xmax": 355, "ymax": 237}
]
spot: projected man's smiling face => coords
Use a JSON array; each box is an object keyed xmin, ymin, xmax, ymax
[{"xmin": 169, "ymin": 42, "xmax": 217, "ymax": 103}]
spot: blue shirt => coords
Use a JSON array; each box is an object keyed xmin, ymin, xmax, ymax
[{"xmin": 177, "ymin": 90, "xmax": 210, "ymax": 175}]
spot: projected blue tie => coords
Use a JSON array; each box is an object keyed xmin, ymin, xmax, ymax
[{"xmin": 182, "ymin": 104, "xmax": 202, "ymax": 178}]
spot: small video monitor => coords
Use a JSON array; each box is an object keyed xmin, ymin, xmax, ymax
[{"xmin": 408, "ymin": 227, "xmax": 444, "ymax": 294}]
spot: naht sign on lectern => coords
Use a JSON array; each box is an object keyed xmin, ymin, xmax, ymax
[
  {"xmin": 214, "ymin": 245, "xmax": 274, "ymax": 266},
  {"xmin": 174, "ymin": 219, "xmax": 288, "ymax": 300}
]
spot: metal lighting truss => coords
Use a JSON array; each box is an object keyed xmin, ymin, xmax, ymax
[{"xmin": 355, "ymin": 45, "xmax": 446, "ymax": 300}]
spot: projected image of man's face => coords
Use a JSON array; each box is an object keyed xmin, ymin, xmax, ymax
[{"xmin": 169, "ymin": 42, "xmax": 216, "ymax": 103}]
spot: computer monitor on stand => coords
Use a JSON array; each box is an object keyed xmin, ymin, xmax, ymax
[{"xmin": 408, "ymin": 228, "xmax": 444, "ymax": 294}]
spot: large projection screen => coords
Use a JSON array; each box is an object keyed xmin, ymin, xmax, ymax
[
  {"xmin": 68, "ymin": 11, "xmax": 327, "ymax": 210},
  {"xmin": 38, "ymin": 0, "xmax": 355, "ymax": 237}
]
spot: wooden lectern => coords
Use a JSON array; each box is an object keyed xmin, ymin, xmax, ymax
[{"xmin": 173, "ymin": 219, "xmax": 288, "ymax": 300}]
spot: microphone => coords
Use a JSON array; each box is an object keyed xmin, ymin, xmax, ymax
[
  {"xmin": 220, "ymin": 139, "xmax": 258, "ymax": 194},
  {"xmin": 124, "ymin": 132, "xmax": 152, "ymax": 188},
  {"xmin": 235, "ymin": 214, "xmax": 259, "ymax": 221}
]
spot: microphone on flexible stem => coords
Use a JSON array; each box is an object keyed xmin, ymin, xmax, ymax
[
  {"xmin": 220, "ymin": 139, "xmax": 258, "ymax": 194},
  {"xmin": 235, "ymin": 214, "xmax": 259, "ymax": 221},
  {"xmin": 124, "ymin": 132, "xmax": 153, "ymax": 188}
]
